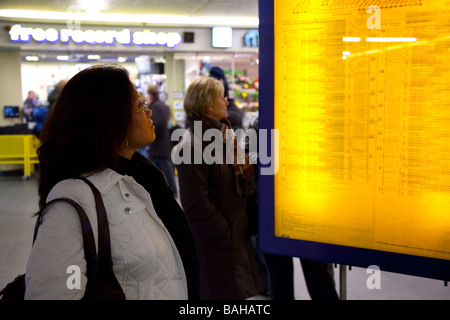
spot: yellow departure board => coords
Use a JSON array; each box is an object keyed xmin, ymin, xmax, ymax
[{"xmin": 274, "ymin": 0, "xmax": 450, "ymax": 261}]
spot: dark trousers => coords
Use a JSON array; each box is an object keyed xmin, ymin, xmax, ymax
[
  {"xmin": 263, "ymin": 256, "xmax": 339, "ymax": 300},
  {"xmin": 300, "ymin": 259, "xmax": 339, "ymax": 300},
  {"xmin": 263, "ymin": 253, "xmax": 295, "ymax": 300},
  {"xmin": 252, "ymin": 236, "xmax": 339, "ymax": 300}
]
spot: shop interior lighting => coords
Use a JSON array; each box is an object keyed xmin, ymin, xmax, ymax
[
  {"xmin": 25, "ymin": 55, "xmax": 39, "ymax": 61},
  {"xmin": 117, "ymin": 56, "xmax": 127, "ymax": 63},
  {"xmin": 56, "ymin": 55, "xmax": 70, "ymax": 61},
  {"xmin": 87, "ymin": 55, "xmax": 101, "ymax": 60},
  {"xmin": 0, "ymin": 9, "xmax": 259, "ymax": 27}
]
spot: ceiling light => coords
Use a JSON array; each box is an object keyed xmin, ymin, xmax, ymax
[
  {"xmin": 25, "ymin": 55, "xmax": 39, "ymax": 61},
  {"xmin": 79, "ymin": 0, "xmax": 108, "ymax": 15},
  {"xmin": 117, "ymin": 57, "xmax": 127, "ymax": 63},
  {"xmin": 56, "ymin": 55, "xmax": 70, "ymax": 61},
  {"xmin": 0, "ymin": 9, "xmax": 258, "ymax": 27},
  {"xmin": 87, "ymin": 55, "xmax": 101, "ymax": 60}
]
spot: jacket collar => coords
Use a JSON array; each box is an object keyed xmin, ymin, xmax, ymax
[{"xmin": 83, "ymin": 168, "xmax": 125, "ymax": 196}]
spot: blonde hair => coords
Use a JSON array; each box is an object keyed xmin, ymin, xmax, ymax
[{"xmin": 183, "ymin": 77, "xmax": 224, "ymax": 117}]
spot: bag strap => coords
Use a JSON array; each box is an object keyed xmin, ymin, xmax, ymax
[
  {"xmin": 33, "ymin": 177, "xmax": 117, "ymax": 288},
  {"xmin": 74, "ymin": 177, "xmax": 122, "ymax": 292},
  {"xmin": 34, "ymin": 197, "xmax": 97, "ymax": 282},
  {"xmin": 75, "ymin": 177, "xmax": 113, "ymax": 271}
]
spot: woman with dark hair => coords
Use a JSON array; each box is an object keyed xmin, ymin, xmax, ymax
[{"xmin": 25, "ymin": 64, "xmax": 198, "ymax": 300}]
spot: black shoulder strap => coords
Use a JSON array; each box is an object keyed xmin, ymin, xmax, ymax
[
  {"xmin": 75, "ymin": 177, "xmax": 113, "ymax": 271},
  {"xmin": 34, "ymin": 177, "xmax": 122, "ymax": 296},
  {"xmin": 75, "ymin": 177, "xmax": 122, "ymax": 292}
]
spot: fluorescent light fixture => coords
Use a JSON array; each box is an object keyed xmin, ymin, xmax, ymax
[
  {"xmin": 342, "ymin": 51, "xmax": 351, "ymax": 55},
  {"xmin": 117, "ymin": 57, "xmax": 127, "ymax": 63},
  {"xmin": 0, "ymin": 9, "xmax": 259, "ymax": 27},
  {"xmin": 25, "ymin": 55, "xmax": 39, "ymax": 61},
  {"xmin": 87, "ymin": 55, "xmax": 101, "ymax": 60},
  {"xmin": 56, "ymin": 55, "xmax": 69, "ymax": 61},
  {"xmin": 366, "ymin": 37, "xmax": 417, "ymax": 42},
  {"xmin": 79, "ymin": 0, "xmax": 108, "ymax": 15},
  {"xmin": 343, "ymin": 37, "xmax": 361, "ymax": 42}
]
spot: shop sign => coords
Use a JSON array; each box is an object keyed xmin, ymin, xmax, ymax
[
  {"xmin": 244, "ymin": 29, "xmax": 258, "ymax": 47},
  {"xmin": 8, "ymin": 24, "xmax": 183, "ymax": 48}
]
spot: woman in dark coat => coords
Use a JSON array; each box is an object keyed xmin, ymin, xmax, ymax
[{"xmin": 175, "ymin": 76, "xmax": 262, "ymax": 300}]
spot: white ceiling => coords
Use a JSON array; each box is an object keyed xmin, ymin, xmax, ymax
[
  {"xmin": 0, "ymin": 1, "xmax": 259, "ymax": 62},
  {"xmin": 0, "ymin": 0, "xmax": 259, "ymax": 27}
]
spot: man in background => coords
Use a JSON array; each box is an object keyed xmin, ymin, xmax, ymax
[
  {"xmin": 147, "ymin": 85, "xmax": 178, "ymax": 197},
  {"xmin": 23, "ymin": 90, "xmax": 37, "ymax": 122}
]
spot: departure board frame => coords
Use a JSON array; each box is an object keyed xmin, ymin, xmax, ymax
[{"xmin": 258, "ymin": 0, "xmax": 450, "ymax": 282}]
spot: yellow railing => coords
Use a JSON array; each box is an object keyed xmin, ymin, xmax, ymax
[{"xmin": 0, "ymin": 134, "xmax": 39, "ymax": 177}]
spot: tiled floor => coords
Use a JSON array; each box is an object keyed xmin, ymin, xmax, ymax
[{"xmin": 0, "ymin": 175, "xmax": 449, "ymax": 300}]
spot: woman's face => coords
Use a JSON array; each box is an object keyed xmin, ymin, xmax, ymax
[
  {"xmin": 207, "ymin": 95, "xmax": 229, "ymax": 121},
  {"xmin": 127, "ymin": 88, "xmax": 156, "ymax": 151}
]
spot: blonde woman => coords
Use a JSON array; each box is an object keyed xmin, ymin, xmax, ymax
[{"xmin": 175, "ymin": 77, "xmax": 262, "ymax": 300}]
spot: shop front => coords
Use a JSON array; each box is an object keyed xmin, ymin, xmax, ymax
[
  {"xmin": 0, "ymin": 20, "xmax": 258, "ymax": 173},
  {"xmin": 0, "ymin": 21, "xmax": 258, "ymax": 124}
]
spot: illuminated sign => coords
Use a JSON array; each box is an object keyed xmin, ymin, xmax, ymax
[
  {"xmin": 258, "ymin": 0, "xmax": 450, "ymax": 282},
  {"xmin": 244, "ymin": 29, "xmax": 258, "ymax": 47},
  {"xmin": 8, "ymin": 24, "xmax": 183, "ymax": 48},
  {"xmin": 211, "ymin": 26, "xmax": 232, "ymax": 48},
  {"xmin": 272, "ymin": 0, "xmax": 450, "ymax": 261}
]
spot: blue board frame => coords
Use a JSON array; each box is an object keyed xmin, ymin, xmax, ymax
[{"xmin": 257, "ymin": 0, "xmax": 450, "ymax": 282}]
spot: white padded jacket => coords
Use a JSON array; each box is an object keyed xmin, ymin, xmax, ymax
[{"xmin": 25, "ymin": 168, "xmax": 187, "ymax": 300}]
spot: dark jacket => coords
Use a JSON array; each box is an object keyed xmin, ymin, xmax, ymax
[
  {"xmin": 175, "ymin": 116, "xmax": 262, "ymax": 300},
  {"xmin": 47, "ymin": 87, "xmax": 61, "ymax": 112},
  {"xmin": 23, "ymin": 98, "xmax": 36, "ymax": 122},
  {"xmin": 226, "ymin": 98, "xmax": 244, "ymax": 130},
  {"xmin": 149, "ymin": 98, "xmax": 172, "ymax": 158},
  {"xmin": 32, "ymin": 106, "xmax": 49, "ymax": 138},
  {"xmin": 116, "ymin": 152, "xmax": 200, "ymax": 300}
]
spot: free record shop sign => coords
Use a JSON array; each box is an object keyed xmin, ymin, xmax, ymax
[{"xmin": 8, "ymin": 24, "xmax": 183, "ymax": 48}]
